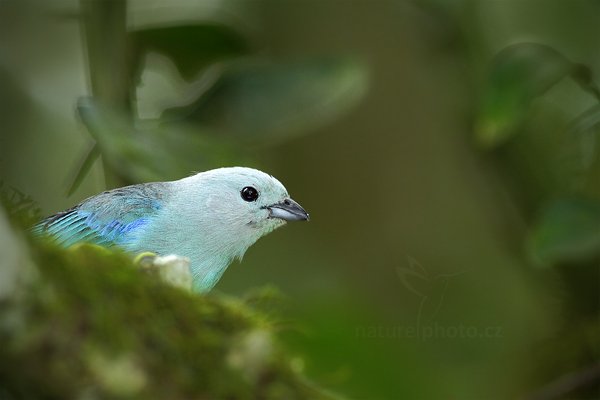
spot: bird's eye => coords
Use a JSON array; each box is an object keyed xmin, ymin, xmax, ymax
[{"xmin": 241, "ymin": 186, "xmax": 259, "ymax": 202}]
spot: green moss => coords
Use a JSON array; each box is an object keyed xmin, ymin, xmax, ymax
[{"xmin": 0, "ymin": 242, "xmax": 342, "ymax": 400}]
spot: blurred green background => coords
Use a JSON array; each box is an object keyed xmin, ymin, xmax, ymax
[{"xmin": 1, "ymin": 1, "xmax": 599, "ymax": 399}]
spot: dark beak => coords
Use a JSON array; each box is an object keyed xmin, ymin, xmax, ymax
[{"xmin": 266, "ymin": 198, "xmax": 309, "ymax": 221}]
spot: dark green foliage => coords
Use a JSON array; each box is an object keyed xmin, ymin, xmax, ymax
[
  {"xmin": 76, "ymin": 98, "xmax": 241, "ymax": 183},
  {"xmin": 131, "ymin": 24, "xmax": 250, "ymax": 81},
  {"xmin": 473, "ymin": 39, "xmax": 600, "ymax": 399},
  {"xmin": 476, "ymin": 41, "xmax": 600, "ymax": 266},
  {"xmin": 161, "ymin": 57, "xmax": 368, "ymax": 141},
  {"xmin": 72, "ymin": 52, "xmax": 367, "ymax": 185},
  {"xmin": 476, "ymin": 43, "xmax": 575, "ymax": 148},
  {"xmin": 68, "ymin": 10, "xmax": 368, "ymax": 189},
  {"xmin": 530, "ymin": 197, "xmax": 600, "ymax": 265}
]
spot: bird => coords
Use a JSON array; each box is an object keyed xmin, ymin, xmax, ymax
[{"xmin": 32, "ymin": 167, "xmax": 309, "ymax": 291}]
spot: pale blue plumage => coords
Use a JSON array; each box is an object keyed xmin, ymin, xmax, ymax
[{"xmin": 34, "ymin": 167, "xmax": 308, "ymax": 291}]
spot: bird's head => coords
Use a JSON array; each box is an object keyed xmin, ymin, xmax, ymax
[{"xmin": 176, "ymin": 167, "xmax": 308, "ymax": 256}]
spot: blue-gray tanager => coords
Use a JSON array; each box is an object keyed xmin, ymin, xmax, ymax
[{"xmin": 33, "ymin": 167, "xmax": 309, "ymax": 291}]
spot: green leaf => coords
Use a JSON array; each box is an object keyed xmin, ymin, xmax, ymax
[
  {"xmin": 161, "ymin": 57, "xmax": 369, "ymax": 143},
  {"xmin": 571, "ymin": 63, "xmax": 600, "ymax": 103},
  {"xmin": 131, "ymin": 24, "xmax": 249, "ymax": 81},
  {"xmin": 560, "ymin": 104, "xmax": 600, "ymax": 182},
  {"xmin": 77, "ymin": 98, "xmax": 245, "ymax": 184},
  {"xmin": 530, "ymin": 197, "xmax": 600, "ymax": 265},
  {"xmin": 475, "ymin": 43, "xmax": 574, "ymax": 148}
]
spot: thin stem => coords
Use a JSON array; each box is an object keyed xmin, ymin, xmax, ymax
[
  {"xmin": 80, "ymin": 0, "xmax": 131, "ymax": 111},
  {"xmin": 78, "ymin": 0, "xmax": 131, "ymax": 189},
  {"xmin": 66, "ymin": 142, "xmax": 101, "ymax": 197}
]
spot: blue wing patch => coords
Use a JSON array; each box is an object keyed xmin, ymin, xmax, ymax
[{"xmin": 33, "ymin": 182, "xmax": 169, "ymax": 248}]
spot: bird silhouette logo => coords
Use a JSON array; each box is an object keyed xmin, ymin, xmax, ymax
[{"xmin": 396, "ymin": 256, "xmax": 467, "ymax": 326}]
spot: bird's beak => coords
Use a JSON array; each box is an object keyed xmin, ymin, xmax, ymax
[{"xmin": 266, "ymin": 198, "xmax": 309, "ymax": 221}]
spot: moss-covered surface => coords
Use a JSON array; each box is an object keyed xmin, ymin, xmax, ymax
[{"xmin": 0, "ymin": 242, "xmax": 342, "ymax": 400}]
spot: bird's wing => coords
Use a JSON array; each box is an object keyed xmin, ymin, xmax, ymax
[{"xmin": 32, "ymin": 182, "xmax": 170, "ymax": 248}]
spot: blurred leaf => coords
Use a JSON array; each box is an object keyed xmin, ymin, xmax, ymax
[
  {"xmin": 131, "ymin": 24, "xmax": 249, "ymax": 81},
  {"xmin": 567, "ymin": 104, "xmax": 600, "ymax": 161},
  {"xmin": 530, "ymin": 198, "xmax": 600, "ymax": 265},
  {"xmin": 77, "ymin": 98, "xmax": 246, "ymax": 184},
  {"xmin": 476, "ymin": 43, "xmax": 574, "ymax": 148},
  {"xmin": 571, "ymin": 63, "xmax": 600, "ymax": 103},
  {"xmin": 559, "ymin": 104, "xmax": 600, "ymax": 186},
  {"xmin": 161, "ymin": 57, "xmax": 368, "ymax": 143}
]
